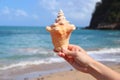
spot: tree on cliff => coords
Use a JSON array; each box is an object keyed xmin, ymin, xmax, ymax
[{"xmin": 88, "ymin": 0, "xmax": 120, "ymax": 29}]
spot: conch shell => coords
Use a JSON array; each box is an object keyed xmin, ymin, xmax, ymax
[{"xmin": 46, "ymin": 10, "xmax": 76, "ymax": 52}]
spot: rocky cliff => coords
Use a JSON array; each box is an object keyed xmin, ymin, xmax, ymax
[{"xmin": 87, "ymin": 0, "xmax": 120, "ymax": 30}]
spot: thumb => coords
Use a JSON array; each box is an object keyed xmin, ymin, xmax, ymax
[{"xmin": 62, "ymin": 48, "xmax": 76, "ymax": 57}]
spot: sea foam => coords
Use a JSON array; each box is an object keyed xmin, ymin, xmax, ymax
[
  {"xmin": 0, "ymin": 48, "xmax": 120, "ymax": 70},
  {"xmin": 0, "ymin": 57, "xmax": 64, "ymax": 70},
  {"xmin": 88, "ymin": 48, "xmax": 120, "ymax": 54}
]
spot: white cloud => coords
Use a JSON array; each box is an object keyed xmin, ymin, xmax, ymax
[
  {"xmin": 1, "ymin": 6, "xmax": 11, "ymax": 15},
  {"xmin": 32, "ymin": 14, "xmax": 39, "ymax": 20},
  {"xmin": 40, "ymin": 0, "xmax": 58, "ymax": 11},
  {"xmin": 0, "ymin": 6, "xmax": 39, "ymax": 20},
  {"xmin": 40, "ymin": 0, "xmax": 101, "ymax": 20},
  {"xmin": 0, "ymin": 6, "xmax": 28, "ymax": 17},
  {"xmin": 15, "ymin": 9, "xmax": 28, "ymax": 17}
]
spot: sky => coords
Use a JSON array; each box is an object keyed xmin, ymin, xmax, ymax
[{"xmin": 0, "ymin": 0, "xmax": 101, "ymax": 27}]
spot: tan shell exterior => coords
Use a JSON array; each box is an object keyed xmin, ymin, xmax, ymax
[{"xmin": 46, "ymin": 10, "xmax": 76, "ymax": 51}]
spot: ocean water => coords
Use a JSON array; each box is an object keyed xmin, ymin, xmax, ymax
[{"xmin": 0, "ymin": 26, "xmax": 120, "ymax": 70}]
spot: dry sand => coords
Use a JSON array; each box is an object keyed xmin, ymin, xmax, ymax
[
  {"xmin": 31, "ymin": 62, "xmax": 120, "ymax": 80},
  {"xmin": 32, "ymin": 70, "xmax": 96, "ymax": 80}
]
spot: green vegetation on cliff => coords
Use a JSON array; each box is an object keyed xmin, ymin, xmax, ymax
[{"xmin": 88, "ymin": 0, "xmax": 120, "ymax": 29}]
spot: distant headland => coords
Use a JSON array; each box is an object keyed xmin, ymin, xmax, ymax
[{"xmin": 86, "ymin": 0, "xmax": 120, "ymax": 30}]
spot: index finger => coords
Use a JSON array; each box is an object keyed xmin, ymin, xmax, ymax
[
  {"xmin": 68, "ymin": 44, "xmax": 87, "ymax": 54},
  {"xmin": 68, "ymin": 44, "xmax": 79, "ymax": 49}
]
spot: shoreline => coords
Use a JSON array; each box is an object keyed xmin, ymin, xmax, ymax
[
  {"xmin": 15, "ymin": 62, "xmax": 72, "ymax": 80},
  {"xmin": 32, "ymin": 61, "xmax": 120, "ymax": 80},
  {"xmin": 0, "ymin": 62, "xmax": 72, "ymax": 80},
  {"xmin": 0, "ymin": 61, "xmax": 120, "ymax": 80}
]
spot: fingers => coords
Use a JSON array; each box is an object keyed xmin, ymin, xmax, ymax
[
  {"xmin": 53, "ymin": 49, "xmax": 59, "ymax": 52},
  {"xmin": 57, "ymin": 51, "xmax": 74, "ymax": 64},
  {"xmin": 61, "ymin": 48, "xmax": 77, "ymax": 57},
  {"xmin": 57, "ymin": 52, "xmax": 65, "ymax": 57},
  {"xmin": 68, "ymin": 44, "xmax": 80, "ymax": 50},
  {"xmin": 68, "ymin": 44, "xmax": 86, "ymax": 53},
  {"xmin": 53, "ymin": 45, "xmax": 79, "ymax": 57}
]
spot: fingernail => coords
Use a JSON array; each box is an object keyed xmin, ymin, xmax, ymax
[
  {"xmin": 62, "ymin": 48, "xmax": 66, "ymax": 52},
  {"xmin": 58, "ymin": 53, "xmax": 62, "ymax": 56},
  {"xmin": 58, "ymin": 53, "xmax": 65, "ymax": 57},
  {"xmin": 61, "ymin": 53, "xmax": 65, "ymax": 56}
]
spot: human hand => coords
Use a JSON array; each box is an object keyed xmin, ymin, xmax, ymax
[
  {"xmin": 54, "ymin": 45, "xmax": 120, "ymax": 80},
  {"xmin": 54, "ymin": 44, "xmax": 94, "ymax": 73}
]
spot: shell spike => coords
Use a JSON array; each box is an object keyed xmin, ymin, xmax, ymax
[{"xmin": 46, "ymin": 26, "xmax": 52, "ymax": 32}]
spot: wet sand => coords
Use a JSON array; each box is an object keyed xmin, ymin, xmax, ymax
[
  {"xmin": 31, "ymin": 62, "xmax": 120, "ymax": 80},
  {"xmin": 0, "ymin": 61, "xmax": 120, "ymax": 80},
  {"xmin": 0, "ymin": 62, "xmax": 71, "ymax": 80}
]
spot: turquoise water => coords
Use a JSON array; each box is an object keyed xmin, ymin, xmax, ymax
[
  {"xmin": 71, "ymin": 29, "xmax": 120, "ymax": 48},
  {"xmin": 0, "ymin": 26, "xmax": 120, "ymax": 69}
]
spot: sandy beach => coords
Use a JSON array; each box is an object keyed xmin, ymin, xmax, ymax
[
  {"xmin": 0, "ymin": 60, "xmax": 120, "ymax": 80},
  {"xmin": 32, "ymin": 69, "xmax": 96, "ymax": 80},
  {"xmin": 0, "ymin": 62, "xmax": 70, "ymax": 80},
  {"xmin": 30, "ymin": 61, "xmax": 120, "ymax": 80}
]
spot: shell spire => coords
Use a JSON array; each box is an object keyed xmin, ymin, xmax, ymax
[{"xmin": 55, "ymin": 10, "xmax": 69, "ymax": 25}]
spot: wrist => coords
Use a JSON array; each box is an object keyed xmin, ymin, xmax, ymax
[{"xmin": 85, "ymin": 57, "xmax": 103, "ymax": 74}]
